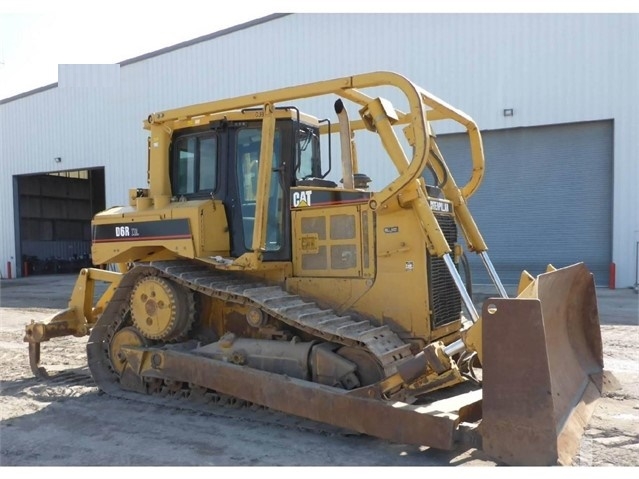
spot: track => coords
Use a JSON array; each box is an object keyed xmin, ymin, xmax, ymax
[
  {"xmin": 154, "ymin": 260, "xmax": 413, "ymax": 374},
  {"xmin": 29, "ymin": 367, "xmax": 355, "ymax": 438},
  {"xmin": 86, "ymin": 260, "xmax": 415, "ymax": 433}
]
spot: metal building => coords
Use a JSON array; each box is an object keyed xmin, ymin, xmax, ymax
[{"xmin": 1, "ymin": 13, "xmax": 637, "ymax": 287}]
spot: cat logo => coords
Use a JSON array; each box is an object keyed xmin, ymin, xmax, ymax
[{"xmin": 292, "ymin": 190, "xmax": 313, "ymax": 208}]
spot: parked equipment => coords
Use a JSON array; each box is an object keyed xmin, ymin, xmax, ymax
[{"xmin": 25, "ymin": 72, "xmax": 604, "ymax": 465}]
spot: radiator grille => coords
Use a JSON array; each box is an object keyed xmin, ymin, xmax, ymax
[{"xmin": 428, "ymin": 214, "xmax": 462, "ymax": 328}]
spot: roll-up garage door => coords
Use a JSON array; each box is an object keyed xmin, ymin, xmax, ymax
[{"xmin": 431, "ymin": 120, "xmax": 613, "ymax": 286}]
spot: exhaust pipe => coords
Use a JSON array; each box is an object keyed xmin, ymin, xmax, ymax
[{"xmin": 335, "ymin": 99, "xmax": 354, "ymax": 189}]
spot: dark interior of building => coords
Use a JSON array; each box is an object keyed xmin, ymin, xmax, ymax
[{"xmin": 16, "ymin": 168, "xmax": 105, "ymax": 275}]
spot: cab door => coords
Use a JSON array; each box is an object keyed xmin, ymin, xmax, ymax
[{"xmin": 227, "ymin": 121, "xmax": 292, "ymax": 261}]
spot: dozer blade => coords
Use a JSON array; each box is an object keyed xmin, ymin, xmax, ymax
[{"xmin": 480, "ymin": 263, "xmax": 604, "ymax": 466}]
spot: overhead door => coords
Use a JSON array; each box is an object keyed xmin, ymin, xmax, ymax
[
  {"xmin": 15, "ymin": 168, "xmax": 106, "ymax": 276},
  {"xmin": 431, "ymin": 120, "xmax": 613, "ymax": 286}
]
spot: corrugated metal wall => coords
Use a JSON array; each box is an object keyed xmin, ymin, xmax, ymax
[
  {"xmin": 434, "ymin": 120, "xmax": 613, "ymax": 285},
  {"xmin": 1, "ymin": 13, "xmax": 637, "ymax": 284}
]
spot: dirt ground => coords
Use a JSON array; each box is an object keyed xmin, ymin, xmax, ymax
[{"xmin": 0, "ymin": 274, "xmax": 637, "ymax": 469}]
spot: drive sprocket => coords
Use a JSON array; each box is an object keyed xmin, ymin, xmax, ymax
[{"xmin": 130, "ymin": 274, "xmax": 195, "ymax": 341}]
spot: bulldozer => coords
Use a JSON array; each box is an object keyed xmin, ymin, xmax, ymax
[{"xmin": 24, "ymin": 71, "xmax": 605, "ymax": 466}]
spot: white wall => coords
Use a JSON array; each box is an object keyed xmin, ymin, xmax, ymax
[{"xmin": 1, "ymin": 13, "xmax": 637, "ymax": 286}]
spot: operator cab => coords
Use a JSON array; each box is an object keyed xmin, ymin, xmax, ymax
[{"xmin": 169, "ymin": 109, "xmax": 327, "ymax": 261}]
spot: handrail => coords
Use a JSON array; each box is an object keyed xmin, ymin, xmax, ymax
[{"xmin": 144, "ymin": 71, "xmax": 489, "ymax": 256}]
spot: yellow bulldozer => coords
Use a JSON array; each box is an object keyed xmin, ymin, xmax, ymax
[{"xmin": 24, "ymin": 71, "xmax": 604, "ymax": 466}]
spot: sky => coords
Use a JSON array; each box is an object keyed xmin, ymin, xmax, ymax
[
  {"xmin": 1, "ymin": 0, "xmax": 636, "ymax": 100},
  {"xmin": 0, "ymin": 1, "xmax": 274, "ymax": 99}
]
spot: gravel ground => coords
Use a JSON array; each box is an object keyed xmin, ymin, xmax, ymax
[{"xmin": 1, "ymin": 274, "xmax": 637, "ymax": 469}]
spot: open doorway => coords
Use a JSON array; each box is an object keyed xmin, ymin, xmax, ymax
[{"xmin": 15, "ymin": 168, "xmax": 105, "ymax": 276}]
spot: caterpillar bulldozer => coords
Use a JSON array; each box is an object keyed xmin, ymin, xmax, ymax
[{"xmin": 24, "ymin": 71, "xmax": 604, "ymax": 466}]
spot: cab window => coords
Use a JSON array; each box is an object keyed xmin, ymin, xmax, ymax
[
  {"xmin": 296, "ymin": 127, "xmax": 320, "ymax": 180},
  {"xmin": 173, "ymin": 134, "xmax": 218, "ymax": 195}
]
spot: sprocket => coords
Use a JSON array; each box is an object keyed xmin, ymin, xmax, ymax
[{"xmin": 130, "ymin": 274, "xmax": 195, "ymax": 341}]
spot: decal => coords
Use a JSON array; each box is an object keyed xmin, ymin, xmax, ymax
[
  {"xmin": 405, "ymin": 261, "xmax": 414, "ymax": 272},
  {"xmin": 93, "ymin": 219, "xmax": 191, "ymax": 243},
  {"xmin": 429, "ymin": 199, "xmax": 452, "ymax": 213},
  {"xmin": 290, "ymin": 188, "xmax": 372, "ymax": 209},
  {"xmin": 292, "ymin": 190, "xmax": 313, "ymax": 208},
  {"xmin": 300, "ymin": 234, "xmax": 319, "ymax": 254},
  {"xmin": 114, "ymin": 226, "xmax": 139, "ymax": 237},
  {"xmin": 384, "ymin": 226, "xmax": 399, "ymax": 234}
]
